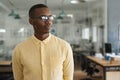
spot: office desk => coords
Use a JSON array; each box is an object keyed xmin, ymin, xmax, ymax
[
  {"xmin": 0, "ymin": 61, "xmax": 12, "ymax": 74},
  {"xmin": 0, "ymin": 61, "xmax": 11, "ymax": 66},
  {"xmin": 87, "ymin": 56, "xmax": 120, "ymax": 80},
  {"xmin": 0, "ymin": 61, "xmax": 13, "ymax": 80}
]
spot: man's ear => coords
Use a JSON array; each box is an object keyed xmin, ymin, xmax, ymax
[{"xmin": 29, "ymin": 18, "xmax": 33, "ymax": 25}]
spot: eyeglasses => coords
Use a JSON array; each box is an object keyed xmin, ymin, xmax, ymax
[{"xmin": 31, "ymin": 15, "xmax": 54, "ymax": 21}]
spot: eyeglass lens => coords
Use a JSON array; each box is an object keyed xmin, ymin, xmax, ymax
[
  {"xmin": 31, "ymin": 15, "xmax": 54, "ymax": 21},
  {"xmin": 41, "ymin": 16, "xmax": 54, "ymax": 21}
]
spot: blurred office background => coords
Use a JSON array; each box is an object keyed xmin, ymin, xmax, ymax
[
  {"xmin": 2, "ymin": 0, "xmax": 120, "ymax": 80},
  {"xmin": 0, "ymin": 0, "xmax": 106, "ymax": 61}
]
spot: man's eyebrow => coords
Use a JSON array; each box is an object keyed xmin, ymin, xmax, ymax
[{"xmin": 40, "ymin": 15, "xmax": 53, "ymax": 16}]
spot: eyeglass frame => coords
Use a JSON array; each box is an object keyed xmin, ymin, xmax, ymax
[{"xmin": 30, "ymin": 15, "xmax": 54, "ymax": 21}]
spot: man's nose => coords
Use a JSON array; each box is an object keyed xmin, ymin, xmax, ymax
[{"xmin": 45, "ymin": 19, "xmax": 52, "ymax": 24}]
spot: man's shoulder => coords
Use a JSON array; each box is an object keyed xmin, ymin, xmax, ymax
[
  {"xmin": 15, "ymin": 36, "xmax": 32, "ymax": 48},
  {"xmin": 51, "ymin": 35, "xmax": 70, "ymax": 45}
]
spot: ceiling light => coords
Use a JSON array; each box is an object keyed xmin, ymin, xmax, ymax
[
  {"xmin": 57, "ymin": 16, "xmax": 64, "ymax": 19},
  {"xmin": 8, "ymin": 10, "xmax": 21, "ymax": 19},
  {"xmin": 67, "ymin": 14, "xmax": 73, "ymax": 18},
  {"xmin": 0, "ymin": 29, "xmax": 6, "ymax": 33},
  {"xmin": 8, "ymin": 0, "xmax": 21, "ymax": 19},
  {"xmin": 14, "ymin": 14, "xmax": 21, "ymax": 19},
  {"xmin": 56, "ymin": 10, "xmax": 66, "ymax": 20},
  {"xmin": 70, "ymin": 0, "xmax": 79, "ymax": 4},
  {"xmin": 18, "ymin": 28, "xmax": 24, "ymax": 33}
]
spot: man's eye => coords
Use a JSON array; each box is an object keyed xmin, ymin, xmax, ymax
[{"xmin": 49, "ymin": 16, "xmax": 54, "ymax": 20}]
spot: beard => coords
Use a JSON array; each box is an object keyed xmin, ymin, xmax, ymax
[{"xmin": 34, "ymin": 25, "xmax": 51, "ymax": 35}]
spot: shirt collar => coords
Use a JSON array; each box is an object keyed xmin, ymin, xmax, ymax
[{"xmin": 32, "ymin": 33, "xmax": 52, "ymax": 45}]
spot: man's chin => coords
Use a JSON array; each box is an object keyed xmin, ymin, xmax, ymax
[
  {"xmin": 45, "ymin": 29, "xmax": 50, "ymax": 33},
  {"xmin": 44, "ymin": 31, "xmax": 50, "ymax": 34}
]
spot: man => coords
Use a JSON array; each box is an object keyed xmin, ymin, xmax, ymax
[{"xmin": 12, "ymin": 4, "xmax": 74, "ymax": 80}]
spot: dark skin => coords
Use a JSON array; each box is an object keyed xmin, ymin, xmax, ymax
[{"xmin": 29, "ymin": 7, "xmax": 52, "ymax": 41}]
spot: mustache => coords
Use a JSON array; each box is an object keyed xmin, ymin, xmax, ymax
[{"xmin": 44, "ymin": 24, "xmax": 52, "ymax": 28}]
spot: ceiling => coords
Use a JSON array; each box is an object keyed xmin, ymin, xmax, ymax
[
  {"xmin": 0, "ymin": 0, "xmax": 103, "ymax": 11},
  {"xmin": 0, "ymin": 0, "xmax": 104, "ymax": 21}
]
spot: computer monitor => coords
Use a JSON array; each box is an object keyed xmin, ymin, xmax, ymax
[{"xmin": 104, "ymin": 43, "xmax": 112, "ymax": 53}]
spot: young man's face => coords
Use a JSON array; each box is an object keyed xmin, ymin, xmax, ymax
[{"xmin": 29, "ymin": 8, "xmax": 53, "ymax": 35}]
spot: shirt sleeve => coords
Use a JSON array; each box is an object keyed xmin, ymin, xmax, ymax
[
  {"xmin": 12, "ymin": 46, "xmax": 24, "ymax": 80},
  {"xmin": 63, "ymin": 44, "xmax": 74, "ymax": 80}
]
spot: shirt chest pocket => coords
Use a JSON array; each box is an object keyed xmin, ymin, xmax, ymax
[{"xmin": 50, "ymin": 55, "xmax": 64, "ymax": 70}]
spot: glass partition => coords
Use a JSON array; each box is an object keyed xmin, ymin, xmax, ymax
[{"xmin": 0, "ymin": 0, "xmax": 106, "ymax": 60}]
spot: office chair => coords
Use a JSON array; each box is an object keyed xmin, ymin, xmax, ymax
[{"xmin": 80, "ymin": 54, "xmax": 99, "ymax": 80}]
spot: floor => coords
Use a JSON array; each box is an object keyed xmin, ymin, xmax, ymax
[
  {"xmin": 74, "ymin": 59, "xmax": 102, "ymax": 80},
  {"xmin": 74, "ymin": 61, "xmax": 87, "ymax": 80}
]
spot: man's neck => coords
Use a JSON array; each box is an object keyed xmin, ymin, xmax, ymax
[{"xmin": 34, "ymin": 33, "xmax": 49, "ymax": 41}]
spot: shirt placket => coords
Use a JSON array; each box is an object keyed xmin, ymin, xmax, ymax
[{"xmin": 40, "ymin": 42, "xmax": 46, "ymax": 80}]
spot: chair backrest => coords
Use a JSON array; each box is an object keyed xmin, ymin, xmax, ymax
[{"xmin": 104, "ymin": 43, "xmax": 112, "ymax": 53}]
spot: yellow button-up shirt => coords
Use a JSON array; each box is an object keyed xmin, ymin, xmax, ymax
[{"xmin": 12, "ymin": 34, "xmax": 74, "ymax": 80}]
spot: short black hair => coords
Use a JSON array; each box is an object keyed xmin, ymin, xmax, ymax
[{"xmin": 29, "ymin": 4, "xmax": 48, "ymax": 18}]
